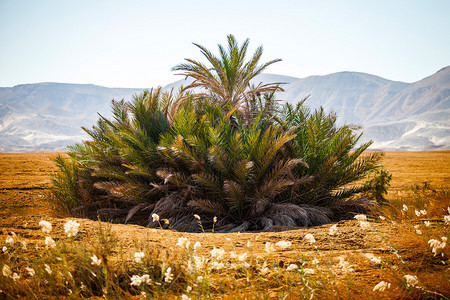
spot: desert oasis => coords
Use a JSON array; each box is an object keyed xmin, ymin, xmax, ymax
[{"xmin": 1, "ymin": 35, "xmax": 449, "ymax": 299}]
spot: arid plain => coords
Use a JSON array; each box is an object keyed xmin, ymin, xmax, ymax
[{"xmin": 1, "ymin": 151, "xmax": 449, "ymax": 298}]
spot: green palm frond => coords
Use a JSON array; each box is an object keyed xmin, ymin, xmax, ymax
[{"xmin": 172, "ymin": 34, "xmax": 282, "ymax": 106}]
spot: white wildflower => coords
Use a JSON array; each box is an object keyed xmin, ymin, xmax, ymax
[
  {"xmin": 194, "ymin": 214, "xmax": 201, "ymax": 220},
  {"xmin": 176, "ymin": 237, "xmax": 191, "ymax": 249},
  {"xmin": 329, "ymin": 224, "xmax": 339, "ymax": 236},
  {"xmin": 428, "ymin": 238, "xmax": 447, "ymax": 256},
  {"xmin": 2, "ymin": 265, "xmax": 12, "ymax": 277},
  {"xmin": 304, "ymin": 233, "xmax": 316, "ymax": 244},
  {"xmin": 354, "ymin": 214, "xmax": 367, "ymax": 221},
  {"xmin": 181, "ymin": 294, "xmax": 191, "ymax": 300},
  {"xmin": 5, "ymin": 236, "xmax": 14, "ymax": 245},
  {"xmin": 424, "ymin": 221, "xmax": 431, "ymax": 227},
  {"xmin": 238, "ymin": 252, "xmax": 248, "ymax": 262},
  {"xmin": 265, "ymin": 242, "xmax": 276, "ymax": 253},
  {"xmin": 91, "ymin": 255, "xmax": 102, "ymax": 266},
  {"xmin": 210, "ymin": 247, "xmax": 226, "ymax": 260},
  {"xmin": 414, "ymin": 225, "xmax": 422, "ymax": 235},
  {"xmin": 45, "ymin": 236, "xmax": 56, "ymax": 248},
  {"xmin": 379, "ymin": 216, "xmax": 386, "ymax": 221},
  {"xmin": 286, "ymin": 264, "xmax": 298, "ymax": 271},
  {"xmin": 39, "ymin": 220, "xmax": 52, "ymax": 234},
  {"xmin": 152, "ymin": 213, "xmax": 159, "ymax": 222},
  {"xmin": 404, "ymin": 274, "xmax": 419, "ymax": 287},
  {"xmin": 337, "ymin": 257, "xmax": 354, "ymax": 273},
  {"xmin": 275, "ymin": 241, "xmax": 292, "ymax": 250},
  {"xmin": 130, "ymin": 274, "xmax": 151, "ymax": 286},
  {"xmin": 213, "ymin": 216, "xmax": 217, "ymax": 223},
  {"xmin": 2, "ymin": 246, "xmax": 7, "ymax": 253},
  {"xmin": 414, "ymin": 209, "xmax": 427, "ymax": 216},
  {"xmin": 141, "ymin": 274, "xmax": 151, "ymax": 284},
  {"xmin": 192, "ymin": 255, "xmax": 206, "ymax": 270},
  {"xmin": 64, "ymin": 220, "xmax": 80, "ymax": 237},
  {"xmin": 211, "ymin": 261, "xmax": 224, "ymax": 270},
  {"xmin": 260, "ymin": 261, "xmax": 270, "ymax": 275},
  {"xmin": 44, "ymin": 264, "xmax": 52, "ymax": 274},
  {"xmin": 402, "ymin": 204, "xmax": 408, "ymax": 212},
  {"xmin": 164, "ymin": 267, "xmax": 173, "ymax": 283},
  {"xmin": 25, "ymin": 267, "xmax": 35, "ymax": 277},
  {"xmin": 444, "ymin": 215, "xmax": 450, "ymax": 225},
  {"xmin": 130, "ymin": 275, "xmax": 142, "ymax": 286},
  {"xmin": 365, "ymin": 253, "xmax": 382, "ymax": 264},
  {"xmin": 193, "ymin": 241, "xmax": 201, "ymax": 251},
  {"xmin": 11, "ymin": 272, "xmax": 20, "ymax": 281},
  {"xmin": 304, "ymin": 268, "xmax": 315, "ymax": 275},
  {"xmin": 196, "ymin": 275, "xmax": 203, "ymax": 283},
  {"xmin": 373, "ymin": 281, "xmax": 391, "ymax": 292},
  {"xmin": 134, "ymin": 251, "xmax": 145, "ymax": 263},
  {"xmin": 186, "ymin": 285, "xmax": 192, "ymax": 293},
  {"xmin": 359, "ymin": 221, "xmax": 371, "ymax": 230},
  {"xmin": 246, "ymin": 240, "xmax": 252, "ymax": 248}
]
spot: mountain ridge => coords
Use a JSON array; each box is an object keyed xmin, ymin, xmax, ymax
[{"xmin": 1, "ymin": 67, "xmax": 449, "ymax": 151}]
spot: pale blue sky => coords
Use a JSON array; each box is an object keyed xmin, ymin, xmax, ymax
[{"xmin": 1, "ymin": 0, "xmax": 449, "ymax": 88}]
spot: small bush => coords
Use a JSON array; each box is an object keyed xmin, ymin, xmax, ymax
[{"xmin": 363, "ymin": 166, "xmax": 392, "ymax": 203}]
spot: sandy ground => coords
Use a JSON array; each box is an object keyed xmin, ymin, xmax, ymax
[
  {"xmin": 1, "ymin": 151, "xmax": 448, "ymax": 216},
  {"xmin": 1, "ymin": 151, "xmax": 449, "ymax": 296}
]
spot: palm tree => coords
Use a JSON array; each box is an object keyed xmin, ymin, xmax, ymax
[
  {"xmin": 149, "ymin": 103, "xmax": 328, "ymax": 232},
  {"xmin": 51, "ymin": 35, "xmax": 385, "ymax": 232},
  {"xmin": 172, "ymin": 34, "xmax": 284, "ymax": 108}
]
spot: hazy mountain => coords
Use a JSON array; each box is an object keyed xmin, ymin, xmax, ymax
[
  {"xmin": 0, "ymin": 83, "xmax": 142, "ymax": 151},
  {"xmin": 0, "ymin": 67, "xmax": 449, "ymax": 151},
  {"xmin": 278, "ymin": 66, "xmax": 450, "ymax": 150}
]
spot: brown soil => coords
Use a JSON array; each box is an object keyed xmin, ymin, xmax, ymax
[{"xmin": 1, "ymin": 151, "xmax": 449, "ymax": 297}]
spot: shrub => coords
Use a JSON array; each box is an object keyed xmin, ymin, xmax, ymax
[
  {"xmin": 50, "ymin": 35, "xmax": 383, "ymax": 231},
  {"xmin": 362, "ymin": 166, "xmax": 392, "ymax": 203}
]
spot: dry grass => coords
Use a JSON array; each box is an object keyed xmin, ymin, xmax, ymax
[
  {"xmin": 379, "ymin": 151, "xmax": 450, "ymax": 191},
  {"xmin": 0, "ymin": 151, "xmax": 449, "ymax": 299}
]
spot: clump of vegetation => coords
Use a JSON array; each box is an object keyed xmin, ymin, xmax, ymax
[
  {"xmin": 1, "ymin": 186, "xmax": 449, "ymax": 298},
  {"xmin": 363, "ymin": 166, "xmax": 392, "ymax": 203},
  {"xmin": 49, "ymin": 35, "xmax": 384, "ymax": 232}
]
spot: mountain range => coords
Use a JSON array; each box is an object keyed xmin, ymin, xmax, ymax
[{"xmin": 1, "ymin": 66, "xmax": 449, "ymax": 151}]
